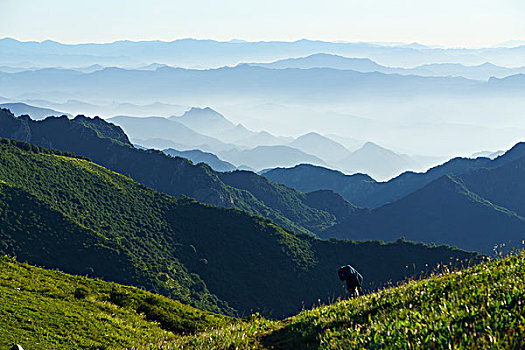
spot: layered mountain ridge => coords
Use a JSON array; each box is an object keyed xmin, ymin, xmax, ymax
[{"xmin": 2, "ymin": 107, "xmax": 524, "ymax": 254}]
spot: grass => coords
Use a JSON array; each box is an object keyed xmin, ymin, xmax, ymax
[
  {"xmin": 0, "ymin": 256, "xmax": 235, "ymax": 350},
  {"xmin": 171, "ymin": 250, "xmax": 525, "ymax": 349},
  {"xmin": 1, "ymin": 239, "xmax": 521, "ymax": 349}
]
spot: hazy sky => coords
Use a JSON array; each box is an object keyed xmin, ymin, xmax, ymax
[{"xmin": 1, "ymin": 0, "xmax": 524, "ymax": 47}]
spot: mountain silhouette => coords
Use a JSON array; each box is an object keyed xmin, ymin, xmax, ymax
[
  {"xmin": 3, "ymin": 37, "xmax": 525, "ymax": 68},
  {"xmin": 252, "ymin": 53, "xmax": 385, "ymax": 72},
  {"xmin": 288, "ymin": 132, "xmax": 352, "ymax": 162},
  {"xmin": 339, "ymin": 142, "xmax": 416, "ymax": 181},
  {"xmin": 218, "ymin": 145, "xmax": 327, "ymax": 171},
  {"xmin": 252, "ymin": 53, "xmax": 525, "ymax": 80},
  {"xmin": 169, "ymin": 107, "xmax": 235, "ymax": 136},
  {"xmin": 108, "ymin": 115, "xmax": 234, "ymax": 152},
  {"xmin": 0, "ymin": 102, "xmax": 71, "ymax": 120},
  {"xmin": 264, "ymin": 143, "xmax": 525, "ymax": 208},
  {"xmin": 322, "ymin": 174, "xmax": 525, "ymax": 253}
]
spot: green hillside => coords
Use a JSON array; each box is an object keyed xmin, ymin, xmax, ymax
[
  {"xmin": 219, "ymin": 170, "xmax": 357, "ymax": 232},
  {"xmin": 0, "ymin": 256, "xmax": 233, "ymax": 350},
  {"xmin": 0, "ymin": 138, "xmax": 234, "ymax": 315},
  {"xmin": 171, "ymin": 251, "xmax": 525, "ymax": 349},
  {"xmin": 0, "ymin": 138, "xmax": 476, "ymax": 317},
  {"xmin": 0, "ymin": 108, "xmax": 351, "ymax": 236}
]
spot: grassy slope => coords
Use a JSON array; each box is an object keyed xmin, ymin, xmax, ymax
[
  {"xmin": 0, "ymin": 256, "xmax": 233, "ymax": 350},
  {"xmin": 172, "ymin": 251, "xmax": 525, "ymax": 349},
  {"xmin": 3, "ymin": 251, "xmax": 522, "ymax": 349}
]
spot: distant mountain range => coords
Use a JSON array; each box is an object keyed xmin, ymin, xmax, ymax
[
  {"xmin": 1, "ymin": 102, "xmax": 438, "ymax": 179},
  {"xmin": 0, "ymin": 102, "xmax": 71, "ymax": 119},
  {"xmin": 107, "ymin": 115, "xmax": 235, "ymax": 152},
  {"xmin": 253, "ymin": 54, "xmax": 385, "ymax": 72},
  {"xmin": 338, "ymin": 142, "xmax": 418, "ymax": 181},
  {"xmin": 218, "ymin": 145, "xmax": 328, "ymax": 171},
  {"xmin": 286, "ymin": 137, "xmax": 430, "ymax": 181},
  {"xmin": 0, "ymin": 64, "xmax": 493, "ymax": 106},
  {"xmin": 471, "ymin": 150, "xmax": 505, "ymax": 159},
  {"xmin": 109, "ymin": 108, "xmax": 424, "ymax": 177},
  {"xmin": 264, "ymin": 144, "xmax": 525, "ymax": 209},
  {"xmin": 2, "ymin": 107, "xmax": 524, "ymax": 254},
  {"xmin": 169, "ymin": 107, "xmax": 293, "ymax": 146},
  {"xmin": 1, "ymin": 55, "xmax": 523, "ymax": 158},
  {"xmin": 170, "ymin": 107, "xmax": 235, "ymax": 136},
  {"xmin": 109, "ymin": 108, "xmax": 295, "ymax": 156},
  {"xmin": 2, "ymin": 37, "xmax": 525, "ymax": 68},
  {"xmin": 264, "ymin": 143, "xmax": 525, "ymax": 253},
  {"xmin": 0, "ymin": 96, "xmax": 189, "ymax": 119},
  {"xmin": 250, "ymin": 53, "xmax": 525, "ymax": 80}
]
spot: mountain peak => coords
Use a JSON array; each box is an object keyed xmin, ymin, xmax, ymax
[
  {"xmin": 402, "ymin": 42, "xmax": 429, "ymax": 49},
  {"xmin": 352, "ymin": 141, "xmax": 404, "ymax": 159},
  {"xmin": 169, "ymin": 107, "xmax": 235, "ymax": 135},
  {"xmin": 258, "ymin": 130, "xmax": 273, "ymax": 137},
  {"xmin": 360, "ymin": 141, "xmax": 385, "ymax": 150},
  {"xmin": 256, "ymin": 53, "xmax": 383, "ymax": 71},
  {"xmin": 478, "ymin": 62, "xmax": 498, "ymax": 68},
  {"xmin": 341, "ymin": 142, "xmax": 412, "ymax": 181},
  {"xmin": 189, "ymin": 106, "xmax": 214, "ymax": 113},
  {"xmin": 290, "ymin": 132, "xmax": 351, "ymax": 162},
  {"xmin": 234, "ymin": 123, "xmax": 249, "ymax": 130},
  {"xmin": 297, "ymin": 131, "xmax": 323, "ymax": 139},
  {"xmin": 306, "ymin": 53, "xmax": 375, "ymax": 62},
  {"xmin": 180, "ymin": 107, "xmax": 225, "ymax": 119}
]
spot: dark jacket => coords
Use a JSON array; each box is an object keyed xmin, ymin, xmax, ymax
[{"xmin": 338, "ymin": 265, "xmax": 363, "ymax": 290}]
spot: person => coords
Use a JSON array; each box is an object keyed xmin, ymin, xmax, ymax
[{"xmin": 338, "ymin": 265, "xmax": 363, "ymax": 297}]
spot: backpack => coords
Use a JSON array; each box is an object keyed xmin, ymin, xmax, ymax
[
  {"xmin": 338, "ymin": 265, "xmax": 352, "ymax": 281},
  {"xmin": 338, "ymin": 265, "xmax": 363, "ymax": 287}
]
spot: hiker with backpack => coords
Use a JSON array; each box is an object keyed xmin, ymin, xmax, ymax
[{"xmin": 338, "ymin": 265, "xmax": 363, "ymax": 297}]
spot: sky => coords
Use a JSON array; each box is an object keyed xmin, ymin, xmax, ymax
[{"xmin": 1, "ymin": 0, "xmax": 524, "ymax": 47}]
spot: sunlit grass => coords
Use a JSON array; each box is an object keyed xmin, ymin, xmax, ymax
[
  {"xmin": 0, "ymin": 256, "xmax": 235, "ymax": 350},
  {"xmin": 171, "ymin": 251, "xmax": 525, "ymax": 349}
]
